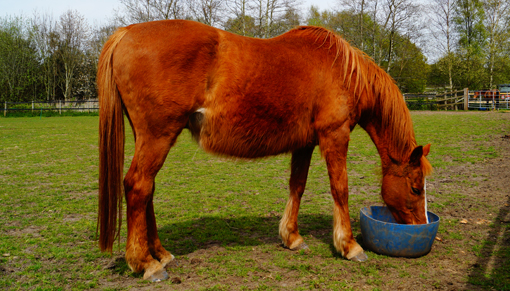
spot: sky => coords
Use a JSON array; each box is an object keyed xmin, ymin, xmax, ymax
[{"xmin": 2, "ymin": 0, "xmax": 337, "ymax": 25}]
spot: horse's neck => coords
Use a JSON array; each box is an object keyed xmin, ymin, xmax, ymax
[
  {"xmin": 361, "ymin": 122, "xmax": 392, "ymax": 165},
  {"xmin": 358, "ymin": 111, "xmax": 415, "ymax": 173}
]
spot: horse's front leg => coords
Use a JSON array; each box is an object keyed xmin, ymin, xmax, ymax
[
  {"xmin": 279, "ymin": 146, "xmax": 314, "ymax": 250},
  {"xmin": 319, "ymin": 122, "xmax": 367, "ymax": 262}
]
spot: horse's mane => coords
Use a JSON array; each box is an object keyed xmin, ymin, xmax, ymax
[{"xmin": 285, "ymin": 26, "xmax": 432, "ymax": 175}]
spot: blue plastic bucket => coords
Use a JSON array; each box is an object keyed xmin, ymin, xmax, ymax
[{"xmin": 360, "ymin": 206, "xmax": 440, "ymax": 257}]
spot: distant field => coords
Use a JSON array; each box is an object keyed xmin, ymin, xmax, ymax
[{"xmin": 0, "ymin": 112, "xmax": 509, "ymax": 290}]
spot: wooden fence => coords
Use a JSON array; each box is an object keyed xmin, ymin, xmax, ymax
[
  {"xmin": 404, "ymin": 88, "xmax": 510, "ymax": 111},
  {"xmin": 435, "ymin": 88, "xmax": 469, "ymax": 110},
  {"xmin": 3, "ymin": 100, "xmax": 99, "ymax": 116}
]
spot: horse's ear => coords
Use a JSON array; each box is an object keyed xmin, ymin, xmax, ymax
[
  {"xmin": 409, "ymin": 146, "xmax": 423, "ymax": 166},
  {"xmin": 423, "ymin": 144, "xmax": 431, "ymax": 157}
]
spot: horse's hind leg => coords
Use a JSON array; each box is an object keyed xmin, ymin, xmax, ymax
[
  {"xmin": 124, "ymin": 131, "xmax": 181, "ymax": 281},
  {"xmin": 319, "ymin": 122, "xmax": 367, "ymax": 262},
  {"xmin": 147, "ymin": 182, "xmax": 174, "ymax": 266},
  {"xmin": 279, "ymin": 146, "xmax": 314, "ymax": 250}
]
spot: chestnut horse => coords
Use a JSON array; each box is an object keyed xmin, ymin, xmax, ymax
[{"xmin": 97, "ymin": 20, "xmax": 432, "ymax": 281}]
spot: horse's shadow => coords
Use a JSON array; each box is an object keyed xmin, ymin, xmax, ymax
[
  {"xmin": 108, "ymin": 213, "xmax": 364, "ymax": 277},
  {"xmin": 155, "ymin": 213, "xmax": 363, "ymax": 257}
]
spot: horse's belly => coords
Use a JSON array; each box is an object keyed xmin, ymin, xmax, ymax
[{"xmin": 191, "ymin": 108, "xmax": 314, "ymax": 158}]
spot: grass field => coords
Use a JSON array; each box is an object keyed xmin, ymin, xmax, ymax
[{"xmin": 1, "ymin": 112, "xmax": 509, "ymax": 290}]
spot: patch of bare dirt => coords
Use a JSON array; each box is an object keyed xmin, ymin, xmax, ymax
[{"xmin": 388, "ymin": 111, "xmax": 510, "ymax": 290}]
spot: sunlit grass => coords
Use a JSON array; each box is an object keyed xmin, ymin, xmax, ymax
[{"xmin": 0, "ymin": 112, "xmax": 509, "ymax": 289}]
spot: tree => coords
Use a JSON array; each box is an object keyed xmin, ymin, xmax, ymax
[
  {"xmin": 305, "ymin": 7, "xmax": 361, "ymax": 44},
  {"xmin": 115, "ymin": 0, "xmax": 186, "ymax": 25},
  {"xmin": 339, "ymin": 0, "xmax": 369, "ymax": 50},
  {"xmin": 454, "ymin": 0, "xmax": 487, "ymax": 89},
  {"xmin": 391, "ymin": 35, "xmax": 429, "ymax": 92},
  {"xmin": 377, "ymin": 0, "xmax": 422, "ymax": 73},
  {"xmin": 252, "ymin": 0, "xmax": 300, "ymax": 37},
  {"xmin": 57, "ymin": 10, "xmax": 90, "ymax": 101},
  {"xmin": 225, "ymin": 0, "xmax": 252, "ymax": 36},
  {"xmin": 482, "ymin": 0, "xmax": 510, "ymax": 88},
  {"xmin": 224, "ymin": 14, "xmax": 258, "ymax": 36},
  {"xmin": 31, "ymin": 12, "xmax": 59, "ymax": 100},
  {"xmin": 187, "ymin": 0, "xmax": 225, "ymax": 26},
  {"xmin": 455, "ymin": 0, "xmax": 486, "ymax": 53},
  {"xmin": 306, "ymin": 5, "xmax": 325, "ymax": 27},
  {"xmin": 0, "ymin": 16, "xmax": 41, "ymax": 102},
  {"xmin": 269, "ymin": 7, "xmax": 301, "ymax": 36},
  {"xmin": 427, "ymin": 0, "xmax": 457, "ymax": 90},
  {"xmin": 332, "ymin": 0, "xmax": 423, "ymax": 73}
]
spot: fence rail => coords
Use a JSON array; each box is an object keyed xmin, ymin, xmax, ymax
[{"xmin": 3, "ymin": 100, "xmax": 99, "ymax": 116}]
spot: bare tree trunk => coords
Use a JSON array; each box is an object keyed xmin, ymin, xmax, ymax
[
  {"xmin": 372, "ymin": 0, "xmax": 378, "ymax": 62},
  {"xmin": 387, "ymin": 30, "xmax": 394, "ymax": 72},
  {"xmin": 448, "ymin": 59, "xmax": 453, "ymax": 90},
  {"xmin": 360, "ymin": 0, "xmax": 365, "ymax": 51},
  {"xmin": 242, "ymin": 0, "xmax": 246, "ymax": 35}
]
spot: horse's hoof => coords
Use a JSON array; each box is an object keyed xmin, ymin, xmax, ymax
[
  {"xmin": 160, "ymin": 254, "xmax": 175, "ymax": 267},
  {"xmin": 349, "ymin": 251, "xmax": 368, "ymax": 262},
  {"xmin": 148, "ymin": 269, "xmax": 169, "ymax": 282},
  {"xmin": 291, "ymin": 242, "xmax": 309, "ymax": 251}
]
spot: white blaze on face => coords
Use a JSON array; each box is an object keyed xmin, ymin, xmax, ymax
[{"xmin": 424, "ymin": 179, "xmax": 429, "ymax": 224}]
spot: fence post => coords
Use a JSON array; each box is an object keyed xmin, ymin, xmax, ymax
[
  {"xmin": 59, "ymin": 100, "xmax": 62, "ymax": 115},
  {"xmin": 454, "ymin": 91, "xmax": 458, "ymax": 110},
  {"xmin": 463, "ymin": 88, "xmax": 469, "ymax": 110},
  {"xmin": 4, "ymin": 102, "xmax": 6, "ymax": 117},
  {"xmin": 32, "ymin": 101, "xmax": 34, "ymax": 113}
]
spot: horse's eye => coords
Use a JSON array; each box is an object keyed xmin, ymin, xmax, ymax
[{"xmin": 412, "ymin": 187, "xmax": 421, "ymax": 195}]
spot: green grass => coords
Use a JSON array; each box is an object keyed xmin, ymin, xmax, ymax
[{"xmin": 0, "ymin": 112, "xmax": 509, "ymax": 290}]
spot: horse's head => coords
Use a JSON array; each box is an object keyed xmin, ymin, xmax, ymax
[{"xmin": 381, "ymin": 144, "xmax": 432, "ymax": 225}]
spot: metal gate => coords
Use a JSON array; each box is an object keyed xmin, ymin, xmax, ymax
[{"xmin": 468, "ymin": 90, "xmax": 510, "ymax": 110}]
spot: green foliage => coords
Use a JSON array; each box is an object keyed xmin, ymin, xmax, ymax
[
  {"xmin": 0, "ymin": 12, "xmax": 110, "ymax": 103},
  {"xmin": 429, "ymin": 51, "xmax": 489, "ymax": 91},
  {"xmin": 490, "ymin": 55, "xmax": 510, "ymax": 85},
  {"xmin": 224, "ymin": 7, "xmax": 301, "ymax": 38},
  {"xmin": 455, "ymin": 50, "xmax": 487, "ymax": 90},
  {"xmin": 405, "ymin": 98, "xmax": 438, "ymax": 111},
  {"xmin": 428, "ymin": 53, "xmax": 461, "ymax": 90},
  {"xmin": 0, "ymin": 16, "xmax": 42, "ymax": 102},
  {"xmin": 454, "ymin": 0, "xmax": 487, "ymax": 56},
  {"xmin": 390, "ymin": 36, "xmax": 430, "ymax": 93},
  {"xmin": 224, "ymin": 15, "xmax": 258, "ymax": 37},
  {"xmin": 453, "ymin": 0, "xmax": 487, "ymax": 90}
]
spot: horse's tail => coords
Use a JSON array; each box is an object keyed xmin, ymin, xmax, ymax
[{"xmin": 97, "ymin": 27, "xmax": 129, "ymax": 253}]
